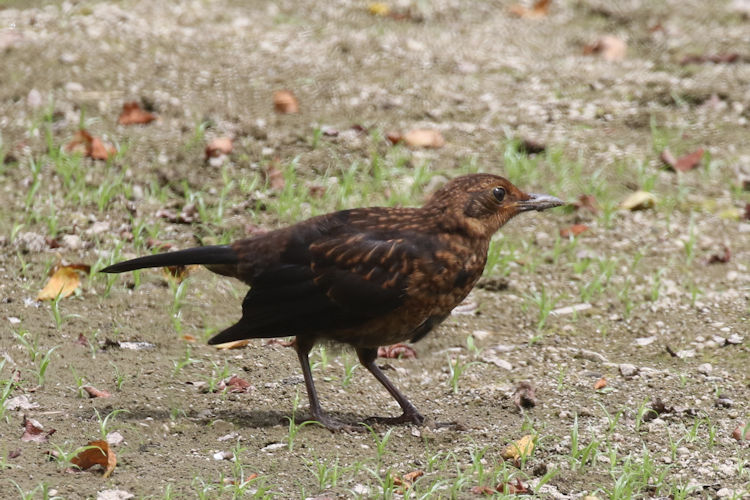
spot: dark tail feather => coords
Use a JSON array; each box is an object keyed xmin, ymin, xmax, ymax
[{"xmin": 101, "ymin": 245, "xmax": 237, "ymax": 273}]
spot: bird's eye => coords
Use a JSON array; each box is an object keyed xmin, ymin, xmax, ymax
[{"xmin": 492, "ymin": 187, "xmax": 506, "ymax": 202}]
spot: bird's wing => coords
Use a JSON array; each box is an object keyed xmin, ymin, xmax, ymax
[{"xmin": 214, "ymin": 222, "xmax": 425, "ymax": 341}]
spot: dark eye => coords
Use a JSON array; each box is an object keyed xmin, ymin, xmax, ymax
[{"xmin": 492, "ymin": 187, "xmax": 506, "ymax": 202}]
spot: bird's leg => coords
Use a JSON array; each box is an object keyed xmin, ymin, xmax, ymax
[
  {"xmin": 357, "ymin": 347, "xmax": 425, "ymax": 426},
  {"xmin": 295, "ymin": 338, "xmax": 353, "ymax": 431}
]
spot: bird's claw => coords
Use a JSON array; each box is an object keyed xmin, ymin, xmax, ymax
[{"xmin": 363, "ymin": 410, "xmax": 425, "ymax": 426}]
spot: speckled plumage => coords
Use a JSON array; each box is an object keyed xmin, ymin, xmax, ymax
[{"xmin": 102, "ymin": 173, "xmax": 563, "ymax": 429}]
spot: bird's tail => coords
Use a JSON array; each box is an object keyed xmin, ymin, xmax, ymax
[{"xmin": 100, "ymin": 245, "xmax": 237, "ymax": 273}]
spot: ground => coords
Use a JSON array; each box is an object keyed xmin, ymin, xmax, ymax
[{"xmin": 0, "ymin": 0, "xmax": 749, "ymax": 498}]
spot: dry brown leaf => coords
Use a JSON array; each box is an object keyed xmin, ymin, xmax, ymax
[
  {"xmin": 496, "ymin": 478, "xmax": 530, "ymax": 494},
  {"xmin": 71, "ymin": 440, "xmax": 117, "ymax": 478},
  {"xmin": 37, "ymin": 265, "xmax": 87, "ymax": 301},
  {"xmin": 471, "ymin": 485, "xmax": 496, "ymax": 495},
  {"xmin": 508, "ymin": 0, "xmax": 551, "ymax": 19},
  {"xmin": 213, "ymin": 339, "xmax": 250, "ymax": 350},
  {"xmin": 501, "ymin": 434, "xmax": 535, "ymax": 460},
  {"xmin": 273, "ymin": 90, "xmax": 299, "ymax": 114},
  {"xmin": 403, "ymin": 129, "xmax": 445, "ymax": 148},
  {"xmin": 118, "ymin": 101, "xmax": 157, "ymax": 125},
  {"xmin": 680, "ymin": 53, "xmax": 741, "ymax": 65},
  {"xmin": 660, "ymin": 147, "xmax": 704, "ymax": 172},
  {"xmin": 706, "ymin": 245, "xmax": 731, "ymax": 264},
  {"xmin": 205, "ymin": 137, "xmax": 233, "ymax": 159},
  {"xmin": 733, "ymin": 422, "xmax": 750, "ymax": 441},
  {"xmin": 21, "ymin": 416, "xmax": 55, "ymax": 443},
  {"xmin": 573, "ymin": 194, "xmax": 598, "ymax": 214},
  {"xmin": 386, "ymin": 131, "xmax": 403, "ymax": 144},
  {"xmin": 594, "ymin": 377, "xmax": 607, "ymax": 390},
  {"xmin": 83, "ymin": 386, "xmax": 111, "ymax": 399},
  {"xmin": 65, "ymin": 129, "xmax": 116, "ymax": 160},
  {"xmin": 378, "ymin": 343, "xmax": 417, "ymax": 359},
  {"xmin": 265, "ymin": 164, "xmax": 286, "ymax": 191},
  {"xmin": 560, "ymin": 224, "xmax": 589, "ymax": 238},
  {"xmin": 181, "ymin": 334, "xmax": 197, "ymax": 343},
  {"xmin": 584, "ymin": 35, "xmax": 627, "ymax": 62},
  {"xmin": 217, "ymin": 375, "xmax": 253, "ymax": 393},
  {"xmin": 744, "ymin": 202, "xmax": 750, "ymax": 221}
]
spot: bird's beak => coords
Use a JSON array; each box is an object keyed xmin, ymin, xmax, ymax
[{"xmin": 516, "ymin": 193, "xmax": 565, "ymax": 212}]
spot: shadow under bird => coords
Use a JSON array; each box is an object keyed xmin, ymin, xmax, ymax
[{"xmin": 102, "ymin": 173, "xmax": 564, "ymax": 430}]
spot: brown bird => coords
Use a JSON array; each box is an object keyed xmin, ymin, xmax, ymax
[{"xmin": 102, "ymin": 174, "xmax": 563, "ymax": 429}]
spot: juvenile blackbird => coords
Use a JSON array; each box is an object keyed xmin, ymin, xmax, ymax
[{"xmin": 102, "ymin": 173, "xmax": 563, "ymax": 429}]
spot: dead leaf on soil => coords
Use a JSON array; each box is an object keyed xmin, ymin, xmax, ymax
[
  {"xmin": 706, "ymin": 245, "xmax": 731, "ymax": 264},
  {"xmin": 83, "ymin": 386, "xmax": 112, "ymax": 399},
  {"xmin": 65, "ymin": 129, "xmax": 116, "ymax": 160},
  {"xmin": 213, "ymin": 339, "xmax": 250, "ymax": 350},
  {"xmin": 205, "ymin": 137, "xmax": 233, "ymax": 159},
  {"xmin": 392, "ymin": 469, "xmax": 424, "ymax": 491},
  {"xmin": 216, "ymin": 375, "xmax": 253, "ymax": 393},
  {"xmin": 660, "ymin": 147, "xmax": 704, "ymax": 172},
  {"xmin": 501, "ymin": 434, "xmax": 535, "ymax": 460},
  {"xmin": 181, "ymin": 334, "xmax": 197, "ymax": 343},
  {"xmin": 496, "ymin": 478, "xmax": 530, "ymax": 495},
  {"xmin": 680, "ymin": 52, "xmax": 741, "ymax": 65},
  {"xmin": 378, "ymin": 343, "xmax": 417, "ymax": 359},
  {"xmin": 560, "ymin": 224, "xmax": 589, "ymax": 238},
  {"xmin": 118, "ymin": 101, "xmax": 157, "ymax": 125},
  {"xmin": 368, "ymin": 2, "xmax": 391, "ymax": 16},
  {"xmin": 71, "ymin": 440, "xmax": 117, "ymax": 478},
  {"xmin": 21, "ymin": 415, "xmax": 56, "ymax": 443},
  {"xmin": 37, "ymin": 264, "xmax": 90, "ymax": 301},
  {"xmin": 594, "ymin": 377, "xmax": 607, "ymax": 390},
  {"xmin": 264, "ymin": 163, "xmax": 286, "ymax": 191},
  {"xmin": 508, "ymin": 0, "xmax": 551, "ymax": 19},
  {"xmin": 583, "ymin": 35, "xmax": 627, "ymax": 62},
  {"xmin": 403, "ymin": 128, "xmax": 445, "ymax": 148},
  {"xmin": 744, "ymin": 203, "xmax": 750, "ymax": 221},
  {"xmin": 620, "ymin": 191, "xmax": 656, "ymax": 211},
  {"xmin": 573, "ymin": 194, "xmax": 598, "ymax": 214},
  {"xmin": 470, "ymin": 485, "xmax": 496, "ymax": 495},
  {"xmin": 732, "ymin": 422, "xmax": 750, "ymax": 441},
  {"xmin": 273, "ymin": 90, "xmax": 299, "ymax": 114}
]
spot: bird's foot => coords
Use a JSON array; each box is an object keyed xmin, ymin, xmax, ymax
[
  {"xmin": 302, "ymin": 413, "xmax": 361, "ymax": 433},
  {"xmin": 364, "ymin": 409, "xmax": 425, "ymax": 426}
]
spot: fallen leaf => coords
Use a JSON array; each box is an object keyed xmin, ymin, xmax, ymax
[
  {"xmin": 378, "ymin": 343, "xmax": 417, "ymax": 359},
  {"xmin": 573, "ymin": 194, "xmax": 598, "ymax": 214},
  {"xmin": 205, "ymin": 137, "xmax": 233, "ymax": 159},
  {"xmin": 733, "ymin": 422, "xmax": 750, "ymax": 441},
  {"xmin": 706, "ymin": 245, "xmax": 731, "ymax": 264},
  {"xmin": 265, "ymin": 164, "xmax": 286, "ymax": 191},
  {"xmin": 680, "ymin": 53, "xmax": 741, "ymax": 65},
  {"xmin": 560, "ymin": 224, "xmax": 588, "ymax": 238},
  {"xmin": 9, "ymin": 449, "xmax": 21, "ymax": 459},
  {"xmin": 744, "ymin": 203, "xmax": 750, "ymax": 221},
  {"xmin": 403, "ymin": 129, "xmax": 445, "ymax": 148},
  {"xmin": 513, "ymin": 381, "xmax": 536, "ymax": 409},
  {"xmin": 501, "ymin": 434, "xmax": 535, "ymax": 460},
  {"xmin": 273, "ymin": 90, "xmax": 299, "ymax": 114},
  {"xmin": 386, "ymin": 131, "xmax": 403, "ymax": 144},
  {"xmin": 118, "ymin": 101, "xmax": 157, "ymax": 125},
  {"xmin": 594, "ymin": 377, "xmax": 607, "ymax": 390},
  {"xmin": 620, "ymin": 191, "xmax": 656, "ymax": 211},
  {"xmin": 584, "ymin": 35, "xmax": 627, "ymax": 62},
  {"xmin": 217, "ymin": 375, "xmax": 253, "ymax": 393},
  {"xmin": 497, "ymin": 478, "xmax": 530, "ymax": 494},
  {"xmin": 65, "ymin": 129, "xmax": 116, "ymax": 160},
  {"xmin": 368, "ymin": 2, "xmax": 390, "ymax": 16},
  {"xmin": 71, "ymin": 440, "xmax": 117, "ymax": 478},
  {"xmin": 660, "ymin": 147, "xmax": 704, "ymax": 172},
  {"xmin": 214, "ymin": 339, "xmax": 251, "ymax": 350},
  {"xmin": 508, "ymin": 0, "xmax": 551, "ymax": 19},
  {"xmin": 181, "ymin": 334, "xmax": 197, "ymax": 342},
  {"xmin": 21, "ymin": 415, "xmax": 55, "ymax": 443},
  {"xmin": 83, "ymin": 386, "xmax": 111, "ymax": 398},
  {"xmin": 471, "ymin": 485, "xmax": 496, "ymax": 495},
  {"xmin": 37, "ymin": 265, "xmax": 88, "ymax": 301},
  {"xmin": 162, "ymin": 265, "xmax": 198, "ymax": 283},
  {"xmin": 402, "ymin": 470, "xmax": 424, "ymax": 482}
]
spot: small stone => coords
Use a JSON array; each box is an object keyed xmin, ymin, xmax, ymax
[
  {"xmin": 97, "ymin": 490, "xmax": 134, "ymax": 500},
  {"xmin": 27, "ymin": 88, "xmax": 42, "ymax": 108},
  {"xmin": 15, "ymin": 232, "xmax": 46, "ymax": 253},
  {"xmin": 634, "ymin": 336, "xmax": 656, "ymax": 346},
  {"xmin": 86, "ymin": 221, "xmax": 110, "ymax": 236},
  {"xmin": 61, "ymin": 234, "xmax": 83, "ymax": 250},
  {"xmin": 213, "ymin": 450, "xmax": 233, "ymax": 460},
  {"xmin": 619, "ymin": 363, "xmax": 638, "ymax": 377},
  {"xmin": 697, "ymin": 363, "xmax": 712, "ymax": 375},
  {"xmin": 716, "ymin": 488, "xmax": 733, "ymax": 498},
  {"xmin": 261, "ymin": 442, "xmax": 285, "ymax": 452},
  {"xmin": 715, "ymin": 397, "xmax": 733, "ymax": 408},
  {"xmin": 725, "ymin": 334, "xmax": 743, "ymax": 345},
  {"xmin": 484, "ymin": 356, "xmax": 512, "ymax": 371},
  {"xmin": 676, "ymin": 446, "xmax": 690, "ymax": 456},
  {"xmin": 106, "ymin": 431, "xmax": 125, "ymax": 446}
]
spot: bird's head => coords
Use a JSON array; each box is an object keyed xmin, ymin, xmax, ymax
[{"xmin": 424, "ymin": 174, "xmax": 565, "ymax": 238}]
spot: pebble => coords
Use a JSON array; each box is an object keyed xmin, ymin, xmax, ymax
[
  {"xmin": 61, "ymin": 234, "xmax": 83, "ymax": 250},
  {"xmin": 697, "ymin": 363, "xmax": 712, "ymax": 375},
  {"xmin": 15, "ymin": 232, "xmax": 46, "ymax": 253},
  {"xmin": 260, "ymin": 442, "xmax": 285, "ymax": 452},
  {"xmin": 619, "ymin": 363, "xmax": 638, "ymax": 377},
  {"xmin": 716, "ymin": 488, "xmax": 733, "ymax": 498},
  {"xmin": 86, "ymin": 221, "xmax": 110, "ymax": 236}
]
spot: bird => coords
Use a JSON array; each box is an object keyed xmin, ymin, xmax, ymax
[{"xmin": 101, "ymin": 173, "xmax": 563, "ymax": 430}]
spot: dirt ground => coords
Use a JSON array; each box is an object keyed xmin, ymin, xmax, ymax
[{"xmin": 1, "ymin": 0, "xmax": 749, "ymax": 498}]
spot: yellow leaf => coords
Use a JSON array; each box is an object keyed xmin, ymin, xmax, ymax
[
  {"xmin": 37, "ymin": 266, "xmax": 82, "ymax": 301},
  {"xmin": 620, "ymin": 191, "xmax": 656, "ymax": 211},
  {"xmin": 213, "ymin": 339, "xmax": 250, "ymax": 350},
  {"xmin": 502, "ymin": 434, "xmax": 535, "ymax": 460},
  {"xmin": 71, "ymin": 440, "xmax": 117, "ymax": 478},
  {"xmin": 368, "ymin": 2, "xmax": 390, "ymax": 16}
]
